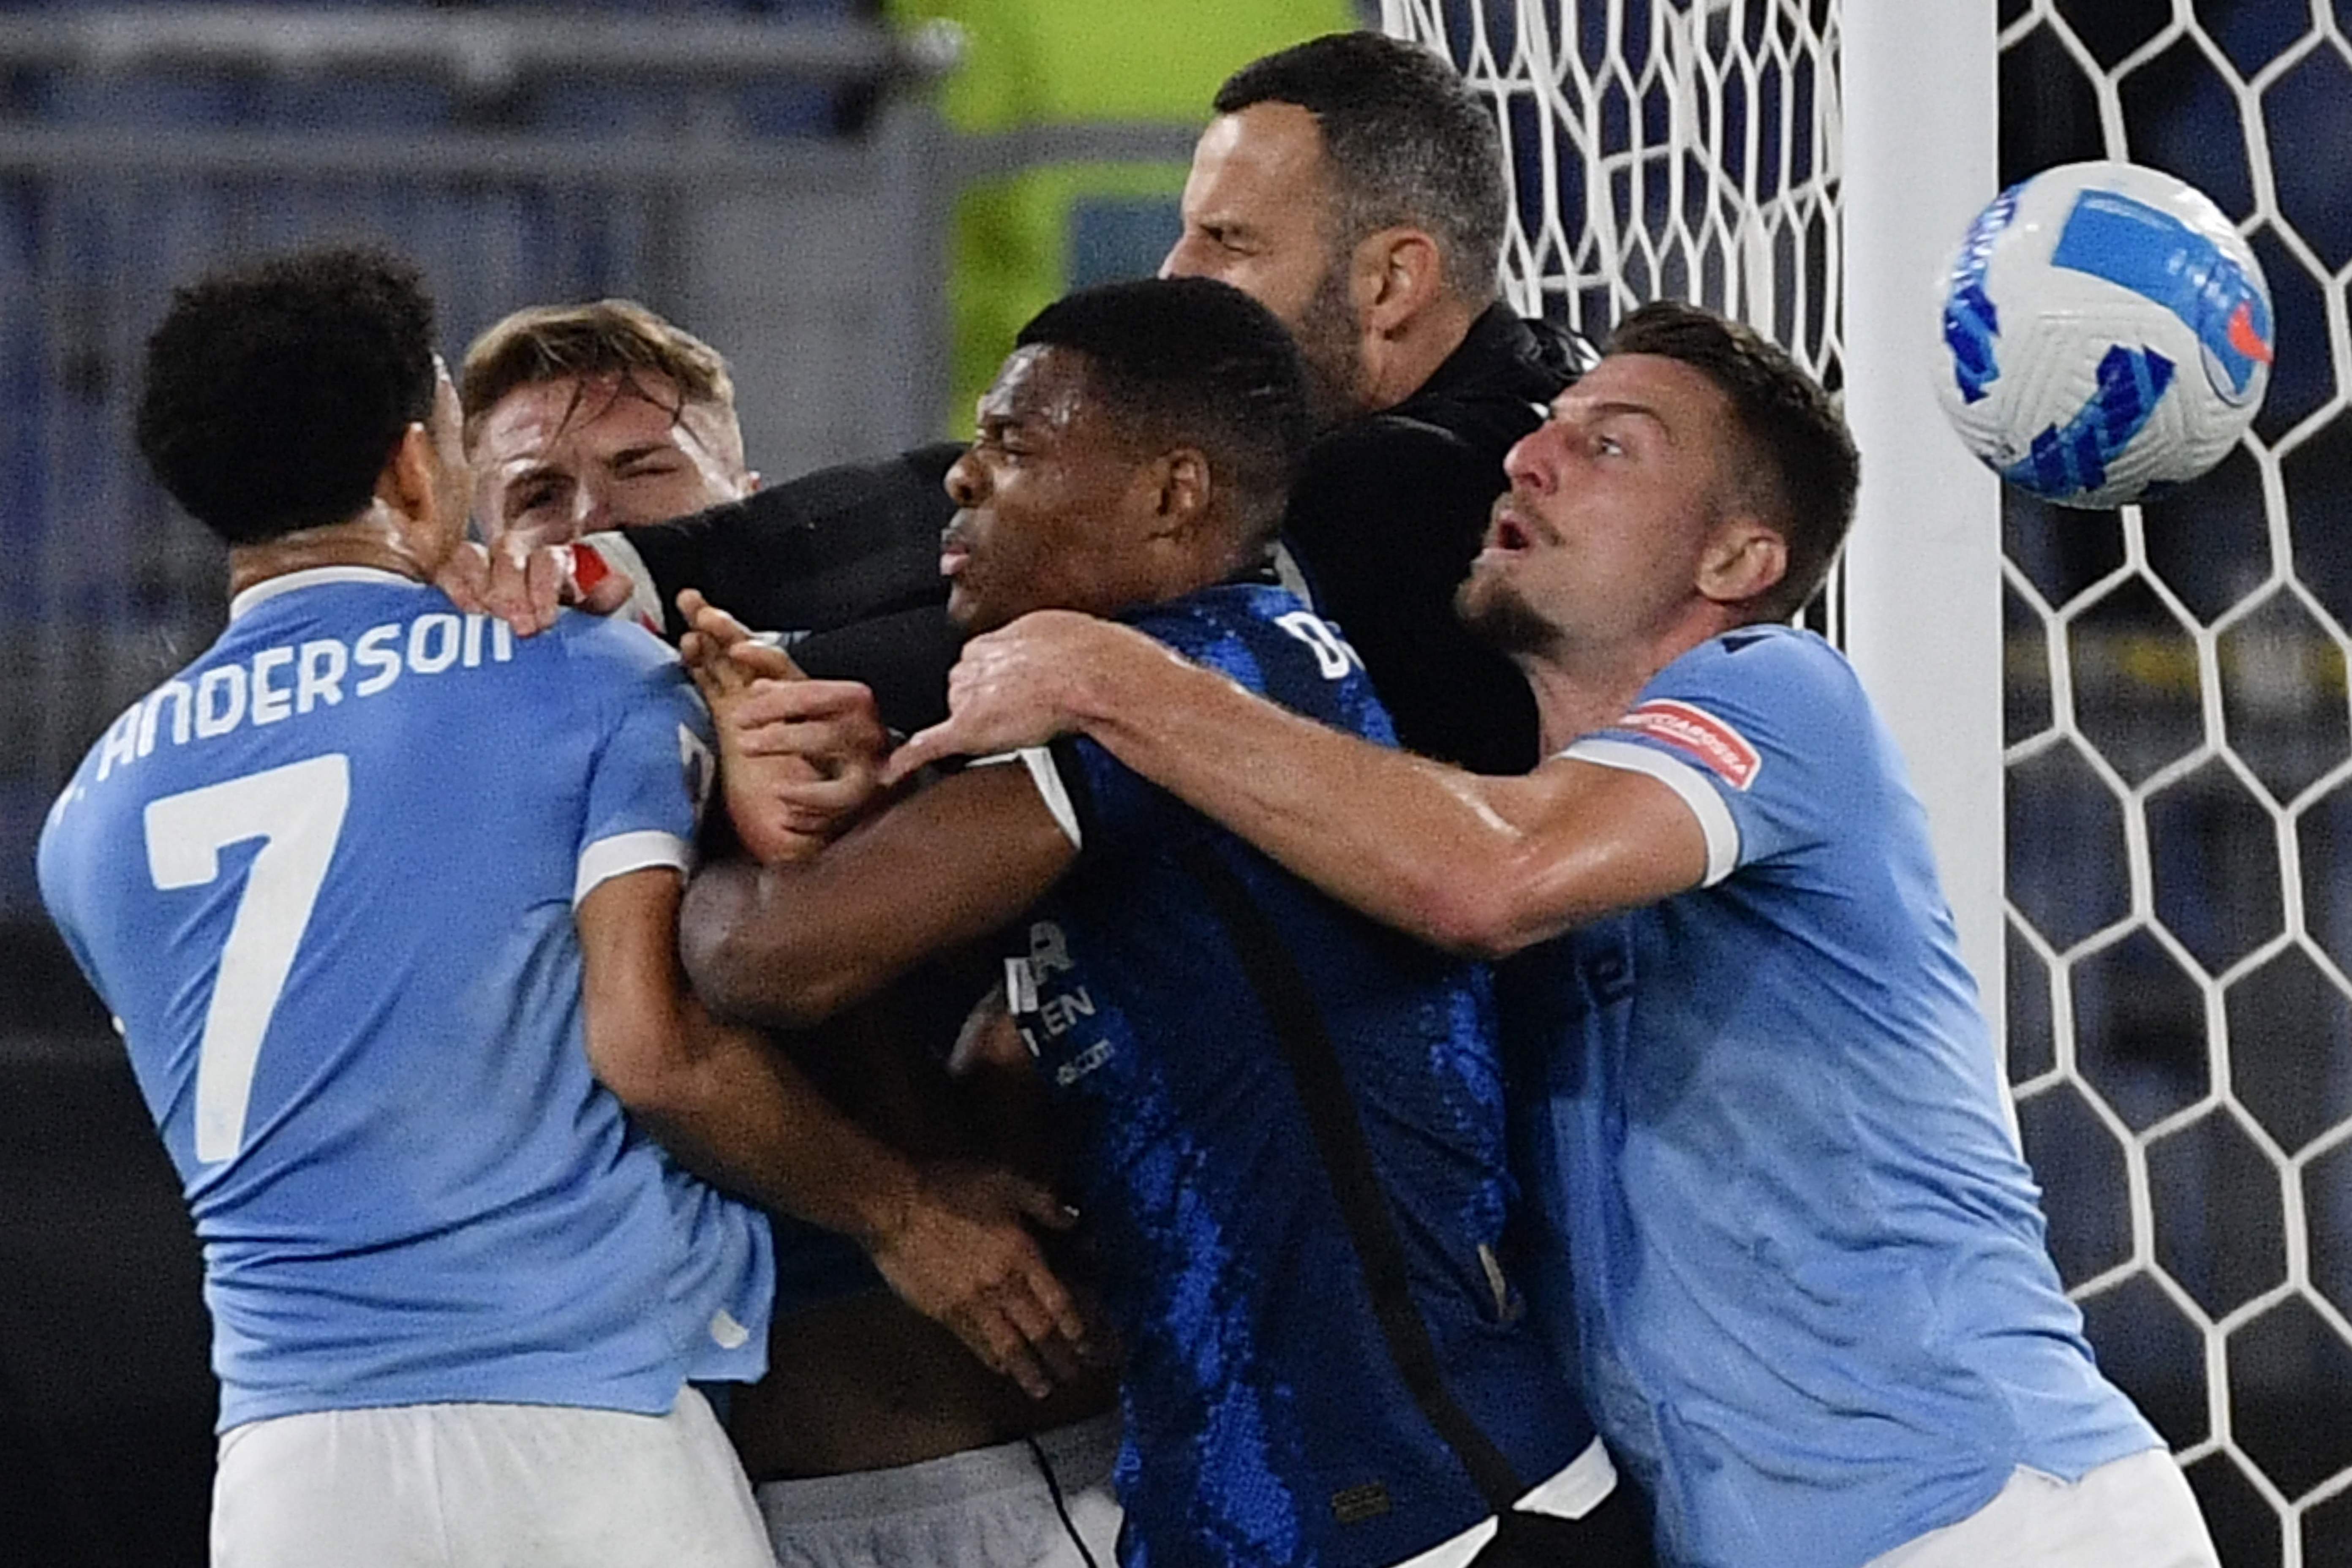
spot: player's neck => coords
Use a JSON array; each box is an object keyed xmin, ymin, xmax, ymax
[
  {"xmin": 1521, "ymin": 657, "xmax": 1646, "ymax": 756},
  {"xmin": 1358, "ymin": 295, "xmax": 1480, "ymax": 414},
  {"xmin": 226, "ymin": 505, "xmax": 449, "ymax": 602},
  {"xmin": 1522, "ymin": 612, "xmax": 1742, "ymax": 754}
]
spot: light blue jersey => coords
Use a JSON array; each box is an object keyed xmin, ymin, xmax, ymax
[
  {"xmin": 1510, "ymin": 624, "xmax": 2155, "ymax": 1568},
  {"xmin": 36, "ymin": 566, "xmax": 773, "ymax": 1432}
]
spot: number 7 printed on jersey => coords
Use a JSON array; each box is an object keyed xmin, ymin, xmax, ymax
[{"xmin": 143, "ymin": 754, "xmax": 351, "ymax": 1164}]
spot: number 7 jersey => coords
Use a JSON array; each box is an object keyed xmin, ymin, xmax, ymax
[{"xmin": 35, "ymin": 565, "xmax": 773, "ymax": 1431}]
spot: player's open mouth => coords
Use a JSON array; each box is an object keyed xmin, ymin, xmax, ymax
[
  {"xmin": 939, "ymin": 520, "xmax": 973, "ymax": 578},
  {"xmin": 1482, "ymin": 502, "xmax": 1537, "ymax": 558}
]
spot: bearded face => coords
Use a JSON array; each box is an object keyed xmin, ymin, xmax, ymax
[{"xmin": 1289, "ymin": 258, "xmax": 1369, "ymax": 432}]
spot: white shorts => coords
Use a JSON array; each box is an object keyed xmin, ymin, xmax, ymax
[
  {"xmin": 211, "ymin": 1388, "xmax": 773, "ymax": 1568},
  {"xmin": 1388, "ymin": 1436, "xmax": 1619, "ymax": 1568},
  {"xmin": 1865, "ymin": 1448, "xmax": 2222, "ymax": 1568},
  {"xmin": 754, "ymin": 1412, "xmax": 1123, "ymax": 1568}
]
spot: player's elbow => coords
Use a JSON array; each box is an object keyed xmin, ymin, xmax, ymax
[
  {"xmin": 678, "ymin": 866, "xmax": 854, "ymax": 1029},
  {"xmin": 584, "ymin": 1009, "xmax": 707, "ymax": 1120},
  {"xmin": 1415, "ymin": 864, "xmax": 1553, "ymax": 961}
]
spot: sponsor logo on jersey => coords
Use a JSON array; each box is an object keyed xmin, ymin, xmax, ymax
[{"xmin": 1616, "ymin": 699, "xmax": 1761, "ymax": 789}]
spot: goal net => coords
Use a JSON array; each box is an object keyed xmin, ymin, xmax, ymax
[
  {"xmin": 1386, "ymin": 2, "xmax": 2352, "ymax": 1563},
  {"xmin": 1379, "ymin": 0, "xmax": 1842, "ymax": 637}
]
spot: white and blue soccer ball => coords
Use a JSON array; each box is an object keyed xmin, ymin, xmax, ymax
[{"xmin": 1935, "ymin": 160, "xmax": 2274, "ymax": 510}]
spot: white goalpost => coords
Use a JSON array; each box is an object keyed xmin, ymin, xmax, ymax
[
  {"xmin": 1377, "ymin": 0, "xmax": 2004, "ymax": 1022},
  {"xmin": 1386, "ymin": 2, "xmax": 2352, "ymax": 1563}
]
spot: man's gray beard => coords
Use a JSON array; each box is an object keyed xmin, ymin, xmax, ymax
[
  {"xmin": 1455, "ymin": 569, "xmax": 1562, "ymax": 658},
  {"xmin": 1293, "ymin": 261, "xmax": 1367, "ymax": 432}
]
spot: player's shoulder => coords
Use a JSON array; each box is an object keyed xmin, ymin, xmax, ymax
[
  {"xmin": 1615, "ymin": 624, "xmax": 1872, "ymax": 780},
  {"xmin": 544, "ymin": 607, "xmax": 686, "ymax": 678},
  {"xmin": 1121, "ymin": 580, "xmax": 1302, "ymax": 660},
  {"xmin": 1297, "ymin": 411, "xmax": 1484, "ymax": 499},
  {"xmin": 529, "ymin": 610, "xmax": 701, "ymax": 740},
  {"xmin": 1655, "ymin": 623, "xmax": 1862, "ymax": 712},
  {"xmin": 1126, "ymin": 581, "xmax": 1393, "ymax": 739}
]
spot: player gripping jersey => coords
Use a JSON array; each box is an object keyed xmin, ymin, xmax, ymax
[
  {"xmin": 883, "ymin": 300, "xmax": 2221, "ymax": 1568},
  {"xmin": 1009, "ymin": 582, "xmax": 1607, "ymax": 1567},
  {"xmin": 678, "ymin": 278, "xmax": 1636, "ymax": 1567}
]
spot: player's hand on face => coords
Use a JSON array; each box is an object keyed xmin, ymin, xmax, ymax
[
  {"xmin": 883, "ymin": 610, "xmax": 1141, "ymax": 786},
  {"xmin": 866, "ymin": 1160, "xmax": 1095, "ymax": 1400}
]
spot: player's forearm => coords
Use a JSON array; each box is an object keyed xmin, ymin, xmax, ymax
[
  {"xmin": 1069, "ymin": 649, "xmax": 1556, "ymax": 957},
  {"xmin": 578, "ymin": 867, "xmax": 918, "ymax": 1239},
  {"xmin": 679, "ymin": 859, "xmax": 904, "ymax": 1028},
  {"xmin": 682, "ymin": 767, "xmax": 1072, "ymax": 1028},
  {"xmin": 614, "ymin": 1005, "xmax": 919, "ymax": 1248}
]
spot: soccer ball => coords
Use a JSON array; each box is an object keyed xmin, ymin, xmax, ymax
[{"xmin": 1934, "ymin": 161, "xmax": 2274, "ymax": 510}]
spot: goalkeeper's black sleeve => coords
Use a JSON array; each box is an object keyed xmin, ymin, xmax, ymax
[{"xmin": 623, "ymin": 441, "xmax": 966, "ymax": 736}]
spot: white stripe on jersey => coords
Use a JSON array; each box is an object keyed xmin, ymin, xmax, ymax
[
  {"xmin": 574, "ymin": 830, "xmax": 692, "ymax": 906},
  {"xmin": 1560, "ymin": 737, "xmax": 1740, "ymax": 887}
]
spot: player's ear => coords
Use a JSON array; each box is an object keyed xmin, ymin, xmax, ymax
[
  {"xmin": 1357, "ymin": 227, "xmax": 1444, "ymax": 337},
  {"xmin": 1146, "ymin": 447, "xmax": 1212, "ymax": 539},
  {"xmin": 378, "ymin": 421, "xmax": 439, "ymax": 521},
  {"xmin": 1698, "ymin": 514, "xmax": 1787, "ymax": 607}
]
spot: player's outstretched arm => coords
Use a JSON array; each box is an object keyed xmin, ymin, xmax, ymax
[
  {"xmin": 892, "ymin": 610, "xmax": 1710, "ymax": 957},
  {"xmin": 577, "ymin": 865, "xmax": 1090, "ymax": 1397},
  {"xmin": 681, "ymin": 760, "xmax": 1077, "ymax": 1029}
]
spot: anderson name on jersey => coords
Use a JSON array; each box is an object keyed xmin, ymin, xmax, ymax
[{"xmin": 38, "ymin": 565, "xmax": 772, "ymax": 1430}]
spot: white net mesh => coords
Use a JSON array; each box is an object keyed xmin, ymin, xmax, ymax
[
  {"xmin": 1382, "ymin": 0, "xmax": 1843, "ymax": 635},
  {"xmin": 1394, "ymin": 0, "xmax": 2352, "ymax": 1562},
  {"xmin": 1379, "ymin": 0, "xmax": 1842, "ymax": 384},
  {"xmin": 1998, "ymin": 5, "xmax": 2352, "ymax": 1563}
]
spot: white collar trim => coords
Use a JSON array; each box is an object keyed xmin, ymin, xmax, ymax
[{"xmin": 228, "ymin": 565, "xmax": 423, "ymax": 622}]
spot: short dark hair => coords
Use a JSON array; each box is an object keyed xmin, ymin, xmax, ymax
[
  {"xmin": 1015, "ymin": 276, "xmax": 1310, "ymax": 546},
  {"xmin": 1603, "ymin": 301, "xmax": 1860, "ymax": 623},
  {"xmin": 136, "ymin": 246, "xmax": 438, "ymax": 546},
  {"xmin": 1215, "ymin": 31, "xmax": 1506, "ymax": 303}
]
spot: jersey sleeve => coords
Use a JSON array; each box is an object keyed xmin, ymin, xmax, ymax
[
  {"xmin": 33, "ymin": 756, "xmax": 110, "ymax": 1014},
  {"xmin": 1560, "ymin": 629, "xmax": 1866, "ymax": 887},
  {"xmin": 618, "ymin": 444, "xmax": 962, "ymax": 640},
  {"xmin": 993, "ymin": 599, "xmax": 1293, "ymax": 862},
  {"xmin": 563, "ymin": 614, "xmax": 716, "ymax": 905},
  {"xmin": 967, "ymin": 727, "xmax": 1181, "ymax": 867}
]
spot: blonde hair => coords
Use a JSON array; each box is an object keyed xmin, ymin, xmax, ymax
[{"xmin": 459, "ymin": 297, "xmax": 736, "ymax": 445}]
